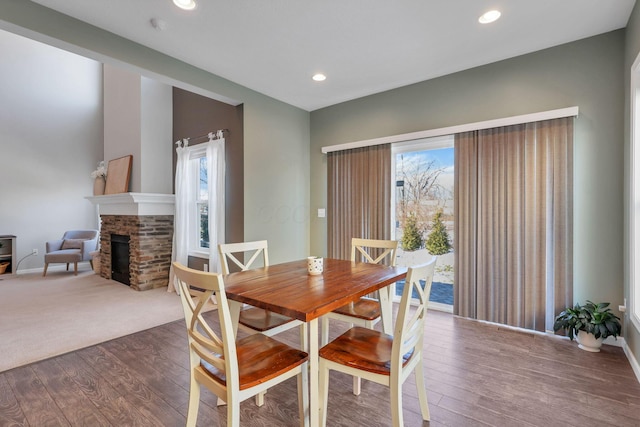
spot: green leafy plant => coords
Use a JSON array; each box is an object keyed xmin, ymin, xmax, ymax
[
  {"xmin": 401, "ymin": 215, "xmax": 423, "ymax": 251},
  {"xmin": 425, "ymin": 209, "xmax": 452, "ymax": 256},
  {"xmin": 553, "ymin": 301, "xmax": 622, "ymax": 340}
]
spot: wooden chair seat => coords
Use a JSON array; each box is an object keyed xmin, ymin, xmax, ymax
[
  {"xmin": 331, "ymin": 297, "xmax": 381, "ymax": 321},
  {"xmin": 239, "ymin": 307, "xmax": 299, "ymax": 332},
  {"xmin": 201, "ymin": 333, "xmax": 308, "ymax": 390},
  {"xmin": 318, "ymin": 327, "xmax": 413, "ymax": 376}
]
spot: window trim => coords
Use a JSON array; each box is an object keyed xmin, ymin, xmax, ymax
[{"xmin": 630, "ymin": 52, "xmax": 640, "ymax": 333}]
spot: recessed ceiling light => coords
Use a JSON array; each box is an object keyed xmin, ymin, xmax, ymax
[
  {"xmin": 173, "ymin": 0, "xmax": 196, "ymax": 11},
  {"xmin": 479, "ymin": 10, "xmax": 501, "ymax": 24},
  {"xmin": 312, "ymin": 73, "xmax": 326, "ymax": 82}
]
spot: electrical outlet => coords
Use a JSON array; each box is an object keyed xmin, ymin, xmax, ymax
[
  {"xmin": 32, "ymin": 248, "xmax": 38, "ymax": 255},
  {"xmin": 203, "ymin": 263, "xmax": 208, "ymax": 272}
]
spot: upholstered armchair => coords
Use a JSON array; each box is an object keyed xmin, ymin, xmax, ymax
[{"xmin": 43, "ymin": 230, "xmax": 99, "ymax": 276}]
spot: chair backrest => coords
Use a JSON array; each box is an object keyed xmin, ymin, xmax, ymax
[
  {"xmin": 392, "ymin": 257, "xmax": 436, "ymax": 372},
  {"xmin": 218, "ymin": 240, "xmax": 269, "ymax": 275},
  {"xmin": 63, "ymin": 230, "xmax": 99, "ymax": 240},
  {"xmin": 350, "ymin": 238, "xmax": 398, "ymax": 267},
  {"xmin": 173, "ymin": 262, "xmax": 240, "ymax": 392}
]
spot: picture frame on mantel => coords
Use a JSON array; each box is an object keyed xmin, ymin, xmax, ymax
[{"xmin": 104, "ymin": 155, "xmax": 132, "ymax": 195}]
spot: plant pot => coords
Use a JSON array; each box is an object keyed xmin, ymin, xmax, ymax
[{"xmin": 577, "ymin": 330, "xmax": 603, "ymax": 352}]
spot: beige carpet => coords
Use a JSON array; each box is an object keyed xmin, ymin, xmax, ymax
[{"xmin": 0, "ymin": 270, "xmax": 191, "ymax": 372}]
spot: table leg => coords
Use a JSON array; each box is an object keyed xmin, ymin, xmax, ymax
[
  {"xmin": 378, "ymin": 285, "xmax": 393, "ymax": 335},
  {"xmin": 309, "ymin": 318, "xmax": 319, "ymax": 427},
  {"xmin": 228, "ymin": 300, "xmax": 241, "ymax": 339}
]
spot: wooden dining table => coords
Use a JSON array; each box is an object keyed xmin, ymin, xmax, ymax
[{"xmin": 223, "ymin": 257, "xmax": 407, "ymax": 427}]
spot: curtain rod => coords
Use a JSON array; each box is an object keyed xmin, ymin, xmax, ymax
[{"xmin": 175, "ymin": 129, "xmax": 228, "ymax": 145}]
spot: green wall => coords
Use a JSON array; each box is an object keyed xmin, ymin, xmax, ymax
[
  {"xmin": 311, "ymin": 31, "xmax": 626, "ymax": 325},
  {"xmin": 0, "ymin": 0, "xmax": 311, "ymax": 264}
]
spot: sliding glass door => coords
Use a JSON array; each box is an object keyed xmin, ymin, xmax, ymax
[{"xmin": 392, "ymin": 136, "xmax": 454, "ymax": 311}]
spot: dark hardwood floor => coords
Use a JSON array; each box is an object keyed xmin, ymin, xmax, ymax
[{"xmin": 1, "ymin": 309, "xmax": 639, "ymax": 426}]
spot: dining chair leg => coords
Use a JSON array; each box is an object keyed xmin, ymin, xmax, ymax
[
  {"xmin": 186, "ymin": 377, "xmax": 200, "ymax": 427},
  {"xmin": 227, "ymin": 400, "xmax": 241, "ymax": 427},
  {"xmin": 352, "ymin": 376, "xmax": 361, "ymax": 396},
  {"xmin": 390, "ymin": 376, "xmax": 403, "ymax": 427},
  {"xmin": 318, "ymin": 359, "xmax": 330, "ymax": 427},
  {"xmin": 415, "ymin": 361, "xmax": 431, "ymax": 421},
  {"xmin": 297, "ymin": 362, "xmax": 309, "ymax": 427},
  {"xmin": 255, "ymin": 390, "xmax": 266, "ymax": 406}
]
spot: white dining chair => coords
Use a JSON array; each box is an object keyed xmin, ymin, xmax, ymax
[
  {"xmin": 218, "ymin": 240, "xmax": 308, "ymax": 406},
  {"xmin": 318, "ymin": 258, "xmax": 436, "ymax": 427},
  {"xmin": 173, "ymin": 261, "xmax": 309, "ymax": 427},
  {"xmin": 321, "ymin": 237, "xmax": 399, "ymax": 394}
]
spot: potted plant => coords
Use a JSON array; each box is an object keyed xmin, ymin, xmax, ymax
[{"xmin": 553, "ymin": 300, "xmax": 622, "ymax": 352}]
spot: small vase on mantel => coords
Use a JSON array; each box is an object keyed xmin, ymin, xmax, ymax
[{"xmin": 93, "ymin": 176, "xmax": 106, "ymax": 196}]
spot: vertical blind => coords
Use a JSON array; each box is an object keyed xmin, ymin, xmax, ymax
[
  {"xmin": 327, "ymin": 144, "xmax": 392, "ymax": 260},
  {"xmin": 454, "ymin": 117, "xmax": 573, "ymax": 331}
]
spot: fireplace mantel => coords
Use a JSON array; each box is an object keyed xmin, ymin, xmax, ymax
[{"xmin": 86, "ymin": 193, "xmax": 175, "ymax": 216}]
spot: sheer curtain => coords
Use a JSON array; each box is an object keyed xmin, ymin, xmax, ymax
[
  {"xmin": 206, "ymin": 133, "xmax": 225, "ymax": 273},
  {"xmin": 169, "ymin": 134, "xmax": 225, "ymax": 292},
  {"xmin": 454, "ymin": 117, "xmax": 573, "ymax": 332},
  {"xmin": 169, "ymin": 139, "xmax": 191, "ymax": 293},
  {"xmin": 327, "ymin": 144, "xmax": 391, "ymax": 260}
]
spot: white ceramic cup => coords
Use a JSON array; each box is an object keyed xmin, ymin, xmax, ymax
[{"xmin": 307, "ymin": 256, "xmax": 323, "ymax": 275}]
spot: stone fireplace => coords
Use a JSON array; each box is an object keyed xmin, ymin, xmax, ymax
[{"xmin": 87, "ymin": 193, "xmax": 175, "ymax": 291}]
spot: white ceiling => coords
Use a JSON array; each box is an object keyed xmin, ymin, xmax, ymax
[{"xmin": 30, "ymin": 0, "xmax": 636, "ymax": 111}]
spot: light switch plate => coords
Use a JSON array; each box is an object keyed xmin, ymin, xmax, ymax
[{"xmin": 318, "ymin": 208, "xmax": 326, "ymax": 218}]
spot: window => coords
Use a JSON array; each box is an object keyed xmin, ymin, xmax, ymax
[
  {"xmin": 184, "ymin": 144, "xmax": 210, "ymax": 256},
  {"xmin": 392, "ymin": 135, "xmax": 454, "ymax": 311},
  {"xmin": 196, "ymin": 156, "xmax": 209, "ymax": 250}
]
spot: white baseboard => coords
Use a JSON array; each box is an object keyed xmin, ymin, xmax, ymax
[
  {"xmin": 428, "ymin": 301, "xmax": 454, "ymax": 313},
  {"xmin": 17, "ymin": 261, "xmax": 92, "ymax": 276},
  {"xmin": 623, "ymin": 342, "xmax": 640, "ymax": 383},
  {"xmin": 603, "ymin": 335, "xmax": 625, "ymax": 347}
]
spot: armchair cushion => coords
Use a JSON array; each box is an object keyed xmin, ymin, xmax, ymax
[
  {"xmin": 61, "ymin": 239, "xmax": 84, "ymax": 250},
  {"xmin": 46, "ymin": 239, "xmax": 64, "ymax": 253}
]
